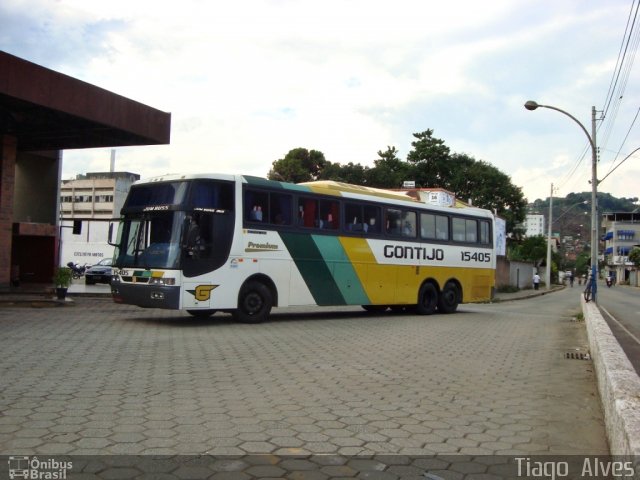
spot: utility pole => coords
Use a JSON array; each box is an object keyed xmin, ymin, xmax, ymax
[
  {"xmin": 524, "ymin": 100, "xmax": 599, "ymax": 301},
  {"xmin": 590, "ymin": 106, "xmax": 598, "ymax": 302}
]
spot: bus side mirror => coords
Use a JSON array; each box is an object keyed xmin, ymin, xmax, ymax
[{"xmin": 107, "ymin": 222, "xmax": 115, "ymax": 246}]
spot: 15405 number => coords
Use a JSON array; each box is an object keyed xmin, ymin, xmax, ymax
[{"xmin": 461, "ymin": 251, "xmax": 491, "ymax": 262}]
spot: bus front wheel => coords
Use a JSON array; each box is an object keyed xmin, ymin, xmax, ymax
[
  {"xmin": 415, "ymin": 282, "xmax": 438, "ymax": 315},
  {"xmin": 234, "ymin": 280, "xmax": 273, "ymax": 323}
]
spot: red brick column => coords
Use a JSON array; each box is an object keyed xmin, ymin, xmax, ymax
[{"xmin": 0, "ymin": 135, "xmax": 16, "ymax": 290}]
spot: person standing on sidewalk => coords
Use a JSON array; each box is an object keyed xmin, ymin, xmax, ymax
[{"xmin": 533, "ymin": 273, "xmax": 541, "ymax": 290}]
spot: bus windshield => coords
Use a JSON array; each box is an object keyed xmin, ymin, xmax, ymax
[
  {"xmin": 114, "ymin": 211, "xmax": 185, "ymax": 270},
  {"xmin": 113, "ymin": 179, "xmax": 236, "ymax": 273}
]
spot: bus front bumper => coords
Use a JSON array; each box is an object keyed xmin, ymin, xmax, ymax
[{"xmin": 111, "ymin": 282, "xmax": 180, "ymax": 309}]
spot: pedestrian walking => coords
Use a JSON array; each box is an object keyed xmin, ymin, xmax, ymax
[{"xmin": 533, "ymin": 273, "xmax": 541, "ymax": 290}]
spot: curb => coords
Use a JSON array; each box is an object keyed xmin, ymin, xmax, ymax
[
  {"xmin": 493, "ymin": 285, "xmax": 565, "ymax": 302},
  {"xmin": 581, "ymin": 295, "xmax": 640, "ymax": 461}
]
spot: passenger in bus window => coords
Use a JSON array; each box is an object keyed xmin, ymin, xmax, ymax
[{"xmin": 249, "ymin": 205, "xmax": 263, "ymax": 221}]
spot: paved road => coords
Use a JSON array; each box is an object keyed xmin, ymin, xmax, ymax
[
  {"xmin": 0, "ymin": 288, "xmax": 608, "ymax": 477},
  {"xmin": 594, "ymin": 283, "xmax": 640, "ymax": 375}
]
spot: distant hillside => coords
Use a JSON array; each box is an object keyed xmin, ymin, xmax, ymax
[
  {"xmin": 528, "ymin": 192, "xmax": 638, "ymax": 240},
  {"xmin": 530, "ymin": 192, "xmax": 639, "ymax": 214}
]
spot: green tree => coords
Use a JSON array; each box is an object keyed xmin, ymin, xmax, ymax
[
  {"xmin": 268, "ymin": 148, "xmax": 327, "ymax": 183},
  {"xmin": 630, "ymin": 247, "xmax": 640, "ymax": 268},
  {"xmin": 404, "ymin": 130, "xmax": 526, "ymax": 232},
  {"xmin": 365, "ymin": 146, "xmax": 409, "ymax": 188},
  {"xmin": 406, "ymin": 130, "xmax": 452, "ymax": 189},
  {"xmin": 511, "ymin": 235, "xmax": 547, "ymax": 266},
  {"xmin": 575, "ymin": 252, "xmax": 591, "ymax": 276},
  {"xmin": 318, "ymin": 161, "xmax": 368, "ymax": 185}
]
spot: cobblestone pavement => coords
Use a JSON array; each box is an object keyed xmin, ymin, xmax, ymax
[{"xmin": 0, "ymin": 288, "xmax": 608, "ymax": 477}]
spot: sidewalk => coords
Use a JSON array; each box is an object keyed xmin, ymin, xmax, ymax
[
  {"xmin": 0, "ymin": 280, "xmax": 111, "ymax": 306},
  {"xmin": 493, "ymin": 284, "xmax": 565, "ymax": 302}
]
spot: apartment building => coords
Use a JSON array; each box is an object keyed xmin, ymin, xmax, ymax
[
  {"xmin": 59, "ymin": 171, "xmax": 139, "ymax": 266},
  {"xmin": 524, "ymin": 214, "xmax": 545, "ymax": 237},
  {"xmin": 602, "ymin": 212, "xmax": 640, "ymax": 283}
]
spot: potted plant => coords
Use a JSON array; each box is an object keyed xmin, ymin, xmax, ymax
[{"xmin": 53, "ymin": 266, "xmax": 73, "ymax": 300}]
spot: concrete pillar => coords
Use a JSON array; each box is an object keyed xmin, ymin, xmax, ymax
[{"xmin": 0, "ymin": 134, "xmax": 16, "ymax": 290}]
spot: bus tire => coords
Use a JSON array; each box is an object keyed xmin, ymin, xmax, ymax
[
  {"xmin": 234, "ymin": 280, "xmax": 272, "ymax": 323},
  {"xmin": 438, "ymin": 281, "xmax": 459, "ymax": 314},
  {"xmin": 415, "ymin": 282, "xmax": 438, "ymax": 315},
  {"xmin": 187, "ymin": 309, "xmax": 216, "ymax": 318}
]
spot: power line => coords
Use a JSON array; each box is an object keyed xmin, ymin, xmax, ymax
[
  {"xmin": 601, "ymin": 0, "xmax": 639, "ymax": 117},
  {"xmin": 598, "ymin": 0, "xmax": 640, "ymax": 152},
  {"xmin": 603, "ymin": 106, "xmax": 640, "ymax": 178}
]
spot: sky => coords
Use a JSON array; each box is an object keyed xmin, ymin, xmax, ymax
[{"xmin": 2, "ymin": 0, "xmax": 639, "ymax": 203}]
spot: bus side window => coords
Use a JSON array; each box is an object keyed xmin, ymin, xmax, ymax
[
  {"xmin": 344, "ymin": 203, "xmax": 362, "ymax": 231},
  {"xmin": 465, "ymin": 219, "xmax": 478, "ymax": 242},
  {"xmin": 452, "ymin": 217, "xmax": 478, "ymax": 243},
  {"xmin": 421, "ymin": 213, "xmax": 449, "ymax": 240},
  {"xmin": 320, "ymin": 200, "xmax": 339, "ymax": 230},
  {"xmin": 269, "ymin": 192, "xmax": 292, "ymax": 225},
  {"xmin": 480, "ymin": 220, "xmax": 491, "ymax": 244},
  {"xmin": 402, "ymin": 211, "xmax": 417, "ymax": 238},
  {"xmin": 385, "ymin": 208, "xmax": 402, "ymax": 236},
  {"xmin": 245, "ymin": 190, "xmax": 268, "ymax": 222},
  {"xmin": 436, "ymin": 215, "xmax": 449, "ymax": 240},
  {"xmin": 452, "ymin": 217, "xmax": 466, "ymax": 242},
  {"xmin": 364, "ymin": 205, "xmax": 380, "ymax": 233},
  {"xmin": 298, "ymin": 197, "xmax": 317, "ymax": 228}
]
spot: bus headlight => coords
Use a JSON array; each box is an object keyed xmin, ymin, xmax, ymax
[{"xmin": 148, "ymin": 277, "xmax": 176, "ymax": 286}]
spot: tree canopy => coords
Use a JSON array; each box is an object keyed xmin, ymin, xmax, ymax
[
  {"xmin": 267, "ymin": 148, "xmax": 327, "ymax": 183},
  {"xmin": 267, "ymin": 130, "xmax": 528, "ymax": 233}
]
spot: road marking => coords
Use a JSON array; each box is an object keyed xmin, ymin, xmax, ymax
[{"xmin": 599, "ymin": 305, "xmax": 640, "ymax": 346}]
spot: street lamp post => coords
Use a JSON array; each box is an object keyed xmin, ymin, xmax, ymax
[{"xmin": 524, "ymin": 100, "xmax": 599, "ymax": 302}]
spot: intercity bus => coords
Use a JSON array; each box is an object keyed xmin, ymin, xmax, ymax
[{"xmin": 109, "ymin": 174, "xmax": 496, "ymax": 322}]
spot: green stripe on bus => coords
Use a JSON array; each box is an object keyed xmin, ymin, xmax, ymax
[
  {"xmin": 311, "ymin": 235, "xmax": 370, "ymax": 305},
  {"xmin": 279, "ymin": 232, "xmax": 346, "ymax": 305}
]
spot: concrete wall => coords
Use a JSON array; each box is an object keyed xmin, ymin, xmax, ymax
[
  {"xmin": 582, "ymin": 296, "xmax": 640, "ymax": 462},
  {"xmin": 13, "ymin": 150, "xmax": 60, "ymax": 224},
  {"xmin": 59, "ymin": 219, "xmax": 114, "ymax": 267},
  {"xmin": 496, "ymin": 256, "xmax": 535, "ymax": 289}
]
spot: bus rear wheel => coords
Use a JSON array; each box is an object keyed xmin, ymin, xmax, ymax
[
  {"xmin": 415, "ymin": 282, "xmax": 438, "ymax": 315},
  {"xmin": 234, "ymin": 280, "xmax": 273, "ymax": 323},
  {"xmin": 437, "ymin": 282, "xmax": 460, "ymax": 314}
]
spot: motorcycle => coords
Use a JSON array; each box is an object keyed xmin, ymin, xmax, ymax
[
  {"xmin": 66, "ymin": 262, "xmax": 87, "ymax": 279},
  {"xmin": 606, "ymin": 277, "xmax": 613, "ymax": 288}
]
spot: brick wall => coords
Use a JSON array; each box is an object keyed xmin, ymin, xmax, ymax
[{"xmin": 0, "ymin": 135, "xmax": 16, "ymax": 289}]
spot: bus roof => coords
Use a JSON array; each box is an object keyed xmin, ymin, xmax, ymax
[
  {"xmin": 298, "ymin": 180, "xmax": 420, "ymax": 203},
  {"xmin": 132, "ymin": 173, "xmax": 493, "ymax": 217}
]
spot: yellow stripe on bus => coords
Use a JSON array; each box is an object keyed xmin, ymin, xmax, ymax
[{"xmin": 338, "ymin": 236, "xmax": 494, "ymax": 305}]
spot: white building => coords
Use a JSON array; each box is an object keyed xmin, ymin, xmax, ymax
[
  {"xmin": 59, "ymin": 171, "xmax": 139, "ymax": 267},
  {"xmin": 602, "ymin": 212, "xmax": 640, "ymax": 284},
  {"xmin": 525, "ymin": 214, "xmax": 545, "ymax": 237}
]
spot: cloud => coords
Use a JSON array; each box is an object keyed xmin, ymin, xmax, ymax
[{"xmin": 2, "ymin": 0, "xmax": 638, "ymax": 204}]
